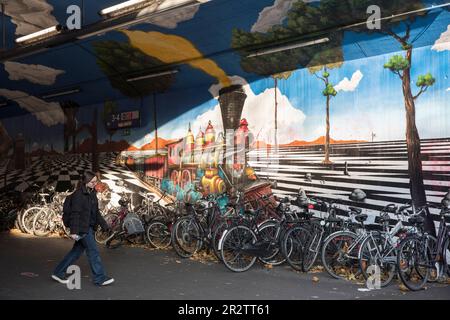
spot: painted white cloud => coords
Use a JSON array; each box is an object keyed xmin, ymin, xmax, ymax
[
  {"xmin": 334, "ymin": 70, "xmax": 364, "ymax": 92},
  {"xmin": 4, "ymin": 61, "xmax": 65, "ymax": 86},
  {"xmin": 159, "ymin": 76, "xmax": 306, "ymax": 145},
  {"xmin": 0, "ymin": 89, "xmax": 65, "ymax": 126},
  {"xmin": 447, "ymin": 88, "xmax": 450, "ymax": 92},
  {"xmin": 432, "ymin": 25, "xmax": 450, "ymax": 52},
  {"xmin": 4, "ymin": 0, "xmax": 58, "ymax": 36},
  {"xmin": 251, "ymin": 0, "xmax": 318, "ymax": 33},
  {"xmin": 138, "ymin": 3, "xmax": 200, "ymax": 29}
]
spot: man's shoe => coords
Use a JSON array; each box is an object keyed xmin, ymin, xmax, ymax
[
  {"xmin": 99, "ymin": 277, "xmax": 114, "ymax": 286},
  {"xmin": 52, "ymin": 274, "xmax": 69, "ymax": 284}
]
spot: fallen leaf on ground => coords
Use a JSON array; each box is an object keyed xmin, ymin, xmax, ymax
[
  {"xmin": 399, "ymin": 284, "xmax": 409, "ymax": 292},
  {"xmin": 20, "ymin": 272, "xmax": 39, "ymax": 277},
  {"xmin": 175, "ymin": 260, "xmax": 181, "ymax": 264},
  {"xmin": 309, "ymin": 266, "xmax": 324, "ymax": 273},
  {"xmin": 264, "ymin": 264, "xmax": 273, "ymax": 269},
  {"xmin": 312, "ymin": 276, "xmax": 320, "ymax": 283},
  {"xmin": 347, "ymin": 273, "xmax": 356, "ymax": 281}
]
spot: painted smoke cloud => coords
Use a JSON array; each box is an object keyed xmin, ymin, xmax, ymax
[
  {"xmin": 4, "ymin": 0, "xmax": 58, "ymax": 36},
  {"xmin": 4, "ymin": 62, "xmax": 65, "ymax": 86},
  {"xmin": 138, "ymin": 3, "xmax": 200, "ymax": 29},
  {"xmin": 0, "ymin": 89, "xmax": 65, "ymax": 127}
]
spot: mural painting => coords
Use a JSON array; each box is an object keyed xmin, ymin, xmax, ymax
[{"xmin": 0, "ymin": 0, "xmax": 449, "ymax": 234}]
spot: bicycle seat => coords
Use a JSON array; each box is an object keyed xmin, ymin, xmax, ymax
[
  {"xmin": 348, "ymin": 207, "xmax": 362, "ymax": 214},
  {"xmin": 408, "ymin": 215, "xmax": 424, "ymax": 225},
  {"xmin": 384, "ymin": 204, "xmax": 398, "ymax": 213},
  {"xmin": 355, "ymin": 214, "xmax": 368, "ymax": 223}
]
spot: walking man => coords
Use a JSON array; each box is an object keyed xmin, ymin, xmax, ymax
[{"xmin": 52, "ymin": 171, "xmax": 114, "ymax": 286}]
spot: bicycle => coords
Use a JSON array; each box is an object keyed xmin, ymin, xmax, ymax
[
  {"xmin": 396, "ymin": 202, "xmax": 449, "ymax": 291},
  {"xmin": 357, "ymin": 202, "xmax": 418, "ymax": 287},
  {"xmin": 95, "ymin": 189, "xmax": 141, "ymax": 248},
  {"xmin": 32, "ymin": 191, "xmax": 71, "ymax": 238},
  {"xmin": 219, "ymin": 194, "xmax": 301, "ymax": 272},
  {"xmin": 171, "ymin": 193, "xmax": 235, "ymax": 260}
]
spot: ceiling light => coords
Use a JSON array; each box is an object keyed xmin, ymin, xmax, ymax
[
  {"xmin": 247, "ymin": 37, "xmax": 330, "ymax": 58},
  {"xmin": 99, "ymin": 0, "xmax": 210, "ymax": 18},
  {"xmin": 41, "ymin": 88, "xmax": 80, "ymax": 99},
  {"xmin": 15, "ymin": 25, "xmax": 63, "ymax": 45},
  {"xmin": 126, "ymin": 70, "xmax": 178, "ymax": 82}
]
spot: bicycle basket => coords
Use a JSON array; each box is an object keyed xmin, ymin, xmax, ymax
[{"xmin": 123, "ymin": 213, "xmax": 145, "ymax": 235}]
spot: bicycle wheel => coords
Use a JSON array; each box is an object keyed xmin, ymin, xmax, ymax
[
  {"xmin": 32, "ymin": 209, "xmax": 52, "ymax": 237},
  {"xmin": 422, "ymin": 235, "xmax": 438, "ymax": 282},
  {"xmin": 95, "ymin": 213, "xmax": 119, "ymax": 244},
  {"xmin": 397, "ymin": 236, "xmax": 430, "ymax": 291},
  {"xmin": 145, "ymin": 218, "xmax": 171, "ymax": 249},
  {"xmin": 106, "ymin": 232, "xmax": 124, "ymax": 249},
  {"xmin": 171, "ymin": 217, "xmax": 202, "ymax": 258},
  {"xmin": 321, "ymin": 231, "xmax": 360, "ymax": 280},
  {"xmin": 258, "ymin": 221, "xmax": 285, "ymax": 266},
  {"xmin": 220, "ymin": 225, "xmax": 257, "ymax": 272},
  {"xmin": 22, "ymin": 207, "xmax": 41, "ymax": 234},
  {"xmin": 281, "ymin": 225, "xmax": 311, "ymax": 272},
  {"xmin": 443, "ymin": 238, "xmax": 450, "ymax": 277},
  {"xmin": 358, "ymin": 232, "xmax": 396, "ymax": 287},
  {"xmin": 211, "ymin": 221, "xmax": 229, "ymax": 262},
  {"xmin": 303, "ymin": 227, "xmax": 323, "ymax": 272}
]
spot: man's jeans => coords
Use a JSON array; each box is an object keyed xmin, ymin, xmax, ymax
[{"xmin": 53, "ymin": 227, "xmax": 108, "ymax": 285}]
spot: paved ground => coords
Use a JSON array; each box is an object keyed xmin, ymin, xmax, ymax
[{"xmin": 1, "ymin": 231, "xmax": 449, "ymax": 300}]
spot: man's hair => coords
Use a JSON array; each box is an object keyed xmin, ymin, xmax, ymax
[{"xmin": 76, "ymin": 171, "xmax": 96, "ymax": 189}]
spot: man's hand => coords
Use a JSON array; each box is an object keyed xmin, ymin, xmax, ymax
[{"xmin": 70, "ymin": 234, "xmax": 80, "ymax": 241}]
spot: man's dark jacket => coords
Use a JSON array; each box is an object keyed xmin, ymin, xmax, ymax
[{"xmin": 68, "ymin": 185, "xmax": 108, "ymax": 235}]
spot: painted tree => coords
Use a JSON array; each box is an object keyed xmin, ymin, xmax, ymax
[
  {"xmin": 232, "ymin": 1, "xmax": 344, "ymax": 162},
  {"xmin": 92, "ymin": 40, "xmax": 175, "ymax": 98},
  {"xmin": 61, "ymin": 100, "xmax": 80, "ymax": 153},
  {"xmin": 309, "ymin": 65, "xmax": 339, "ymax": 163},
  {"xmin": 334, "ymin": 0, "xmax": 438, "ymax": 234}
]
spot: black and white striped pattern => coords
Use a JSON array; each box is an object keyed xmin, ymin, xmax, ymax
[{"xmin": 248, "ymin": 138, "xmax": 450, "ymax": 224}]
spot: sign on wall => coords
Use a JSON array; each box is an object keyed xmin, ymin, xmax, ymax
[{"xmin": 106, "ymin": 111, "xmax": 140, "ymax": 130}]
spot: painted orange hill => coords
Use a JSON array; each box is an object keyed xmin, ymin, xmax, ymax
[
  {"xmin": 139, "ymin": 138, "xmax": 179, "ymax": 151},
  {"xmin": 254, "ymin": 136, "xmax": 367, "ymax": 148}
]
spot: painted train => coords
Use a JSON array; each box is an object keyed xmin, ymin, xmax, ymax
[{"xmin": 116, "ymin": 118, "xmax": 278, "ymax": 210}]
